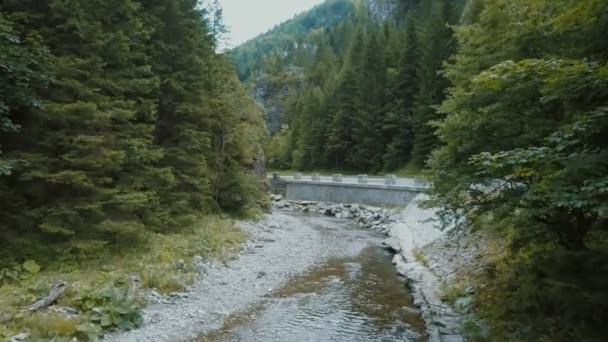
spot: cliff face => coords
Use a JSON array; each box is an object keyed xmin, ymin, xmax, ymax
[
  {"xmin": 253, "ymin": 69, "xmax": 305, "ymax": 134},
  {"xmin": 253, "ymin": 77, "xmax": 289, "ymax": 135},
  {"xmin": 368, "ymin": 0, "xmax": 398, "ymax": 21}
]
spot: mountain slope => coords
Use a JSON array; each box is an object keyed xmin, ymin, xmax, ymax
[{"xmin": 230, "ymin": 0, "xmax": 358, "ymax": 81}]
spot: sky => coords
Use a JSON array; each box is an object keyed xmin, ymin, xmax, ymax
[{"xmin": 219, "ymin": 0, "xmax": 326, "ymax": 47}]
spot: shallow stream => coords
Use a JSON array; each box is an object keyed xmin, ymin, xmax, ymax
[{"xmin": 199, "ymin": 214, "xmax": 426, "ymax": 342}]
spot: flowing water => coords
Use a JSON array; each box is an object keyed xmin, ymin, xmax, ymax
[{"xmin": 198, "ymin": 215, "xmax": 426, "ymax": 342}]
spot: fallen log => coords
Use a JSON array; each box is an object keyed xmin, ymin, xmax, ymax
[{"xmin": 25, "ymin": 282, "xmax": 68, "ymax": 312}]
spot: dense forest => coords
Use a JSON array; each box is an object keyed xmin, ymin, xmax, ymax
[
  {"xmin": 1, "ymin": 1, "xmax": 266, "ymax": 338},
  {"xmin": 238, "ymin": 0, "xmax": 608, "ymax": 340},
  {"xmin": 245, "ymin": 0, "xmax": 465, "ymax": 172},
  {"xmin": 0, "ymin": 0, "xmax": 266, "ymax": 258}
]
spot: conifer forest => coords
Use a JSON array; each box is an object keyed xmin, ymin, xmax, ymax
[{"xmin": 1, "ymin": 0, "xmax": 607, "ymax": 340}]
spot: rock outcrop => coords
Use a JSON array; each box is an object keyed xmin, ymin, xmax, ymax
[{"xmin": 368, "ymin": 0, "xmax": 398, "ymax": 21}]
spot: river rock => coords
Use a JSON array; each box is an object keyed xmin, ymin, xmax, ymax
[
  {"xmin": 193, "ymin": 255, "xmax": 204, "ymax": 266},
  {"xmin": 10, "ymin": 333, "xmax": 29, "ymax": 342},
  {"xmin": 455, "ymin": 296, "xmax": 473, "ymax": 310},
  {"xmin": 339, "ymin": 211, "xmax": 352, "ymax": 219},
  {"xmin": 48, "ymin": 306, "xmax": 80, "ymax": 320},
  {"xmin": 382, "ymin": 237, "xmax": 401, "ymax": 253},
  {"xmin": 441, "ymin": 335, "xmax": 466, "ymax": 342}
]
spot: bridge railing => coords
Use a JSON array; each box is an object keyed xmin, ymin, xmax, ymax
[{"xmin": 268, "ymin": 173, "xmax": 431, "ymax": 190}]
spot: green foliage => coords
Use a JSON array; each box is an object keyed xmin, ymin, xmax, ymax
[
  {"xmin": 0, "ymin": 0, "xmax": 266, "ymax": 257},
  {"xmin": 0, "ymin": 14, "xmax": 51, "ymax": 176},
  {"xmin": 72, "ymin": 285, "xmax": 143, "ymax": 332},
  {"xmin": 22, "ymin": 260, "xmax": 40, "ymax": 274},
  {"xmin": 22, "ymin": 313, "xmax": 80, "ymax": 339},
  {"xmin": 430, "ymin": 0, "xmax": 608, "ymax": 339},
  {"xmin": 0, "ymin": 0, "xmax": 265, "ymax": 338},
  {"xmin": 1, "ymin": 216, "xmax": 244, "ymax": 340},
  {"xmin": 413, "ymin": 249, "xmax": 429, "ymax": 267},
  {"xmin": 411, "ymin": 0, "xmax": 458, "ymax": 165},
  {"xmin": 230, "ymin": 0, "xmax": 356, "ymax": 81},
  {"xmin": 249, "ymin": 0, "xmax": 465, "ymax": 173},
  {"xmin": 440, "ymin": 282, "xmax": 467, "ymax": 306}
]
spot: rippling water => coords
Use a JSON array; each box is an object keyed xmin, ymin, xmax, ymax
[{"xmin": 198, "ymin": 225, "xmax": 426, "ymax": 342}]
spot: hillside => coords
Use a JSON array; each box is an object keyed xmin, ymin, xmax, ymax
[{"xmin": 230, "ymin": 0, "xmax": 358, "ymax": 81}]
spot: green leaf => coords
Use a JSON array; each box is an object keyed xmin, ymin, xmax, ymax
[
  {"xmin": 85, "ymin": 299, "xmax": 96, "ymax": 310},
  {"xmin": 100, "ymin": 314, "xmax": 113, "ymax": 327},
  {"xmin": 22, "ymin": 260, "xmax": 40, "ymax": 274}
]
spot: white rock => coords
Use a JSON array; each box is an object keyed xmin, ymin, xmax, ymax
[
  {"xmin": 10, "ymin": 333, "xmax": 29, "ymax": 342},
  {"xmin": 382, "ymin": 237, "xmax": 401, "ymax": 253}
]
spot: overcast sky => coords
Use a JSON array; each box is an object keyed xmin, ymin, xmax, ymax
[{"xmin": 219, "ymin": 0, "xmax": 326, "ymax": 47}]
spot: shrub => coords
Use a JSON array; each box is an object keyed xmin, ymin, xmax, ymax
[
  {"xmin": 22, "ymin": 313, "xmax": 78, "ymax": 339},
  {"xmin": 70, "ymin": 285, "xmax": 143, "ymax": 333}
]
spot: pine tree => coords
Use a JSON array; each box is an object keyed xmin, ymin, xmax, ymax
[
  {"xmin": 0, "ymin": 14, "xmax": 50, "ymax": 177},
  {"xmin": 0, "ymin": 0, "xmax": 161, "ymax": 242},
  {"xmin": 326, "ymin": 31, "xmax": 366, "ymax": 169},
  {"xmin": 411, "ymin": 0, "xmax": 457, "ymax": 165},
  {"xmin": 351, "ymin": 29, "xmax": 388, "ymax": 171},
  {"xmin": 383, "ymin": 16, "xmax": 418, "ymax": 170},
  {"xmin": 0, "ymin": 0, "xmax": 267, "ymax": 251}
]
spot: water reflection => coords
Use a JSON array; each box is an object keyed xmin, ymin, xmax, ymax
[{"xmin": 199, "ymin": 246, "xmax": 426, "ymax": 342}]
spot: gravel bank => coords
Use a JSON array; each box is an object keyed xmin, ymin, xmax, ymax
[{"xmin": 108, "ymin": 212, "xmax": 380, "ymax": 342}]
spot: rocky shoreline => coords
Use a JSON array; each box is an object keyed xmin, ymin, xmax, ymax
[
  {"xmin": 271, "ymin": 195, "xmax": 471, "ymax": 342},
  {"xmin": 105, "ymin": 195, "xmax": 477, "ymax": 342},
  {"xmin": 107, "ymin": 210, "xmax": 391, "ymax": 342}
]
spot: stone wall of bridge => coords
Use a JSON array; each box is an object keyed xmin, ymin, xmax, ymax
[{"xmin": 270, "ymin": 173, "xmax": 428, "ymax": 207}]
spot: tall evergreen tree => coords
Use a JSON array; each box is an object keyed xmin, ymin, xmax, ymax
[
  {"xmin": 0, "ymin": 0, "xmax": 267, "ymax": 254},
  {"xmin": 326, "ymin": 31, "xmax": 366, "ymax": 168},
  {"xmin": 383, "ymin": 17, "xmax": 418, "ymax": 170},
  {"xmin": 351, "ymin": 29, "xmax": 388, "ymax": 171},
  {"xmin": 411, "ymin": 0, "xmax": 457, "ymax": 165}
]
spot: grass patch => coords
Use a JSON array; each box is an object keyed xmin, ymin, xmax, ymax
[
  {"xmin": 394, "ymin": 162, "xmax": 425, "ymax": 178},
  {"xmin": 0, "ymin": 216, "xmax": 247, "ymax": 341},
  {"xmin": 413, "ymin": 249, "xmax": 430, "ymax": 267},
  {"xmin": 440, "ymin": 282, "xmax": 468, "ymax": 306},
  {"xmin": 21, "ymin": 313, "xmax": 79, "ymax": 339}
]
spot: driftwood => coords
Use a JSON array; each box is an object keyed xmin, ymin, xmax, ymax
[{"xmin": 26, "ymin": 282, "xmax": 68, "ymax": 312}]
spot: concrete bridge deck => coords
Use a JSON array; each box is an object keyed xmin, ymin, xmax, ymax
[
  {"xmin": 276, "ymin": 175, "xmax": 427, "ymax": 189},
  {"xmin": 269, "ymin": 173, "xmax": 430, "ymax": 207}
]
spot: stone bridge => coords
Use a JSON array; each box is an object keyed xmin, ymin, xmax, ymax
[{"xmin": 269, "ymin": 173, "xmax": 430, "ymax": 207}]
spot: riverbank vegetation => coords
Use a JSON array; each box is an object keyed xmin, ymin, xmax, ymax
[
  {"xmin": 1, "ymin": 0, "xmax": 266, "ymax": 339},
  {"xmin": 430, "ymin": 0, "xmax": 608, "ymax": 340},
  {"xmin": 239, "ymin": 0, "xmax": 608, "ymax": 340}
]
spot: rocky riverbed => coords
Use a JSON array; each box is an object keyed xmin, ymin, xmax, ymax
[
  {"xmin": 108, "ymin": 195, "xmax": 475, "ymax": 342},
  {"xmin": 271, "ymin": 196, "xmax": 470, "ymax": 342},
  {"xmin": 108, "ymin": 211, "xmax": 420, "ymax": 342}
]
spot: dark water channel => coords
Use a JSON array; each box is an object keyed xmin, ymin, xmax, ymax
[{"xmin": 198, "ymin": 215, "xmax": 426, "ymax": 342}]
